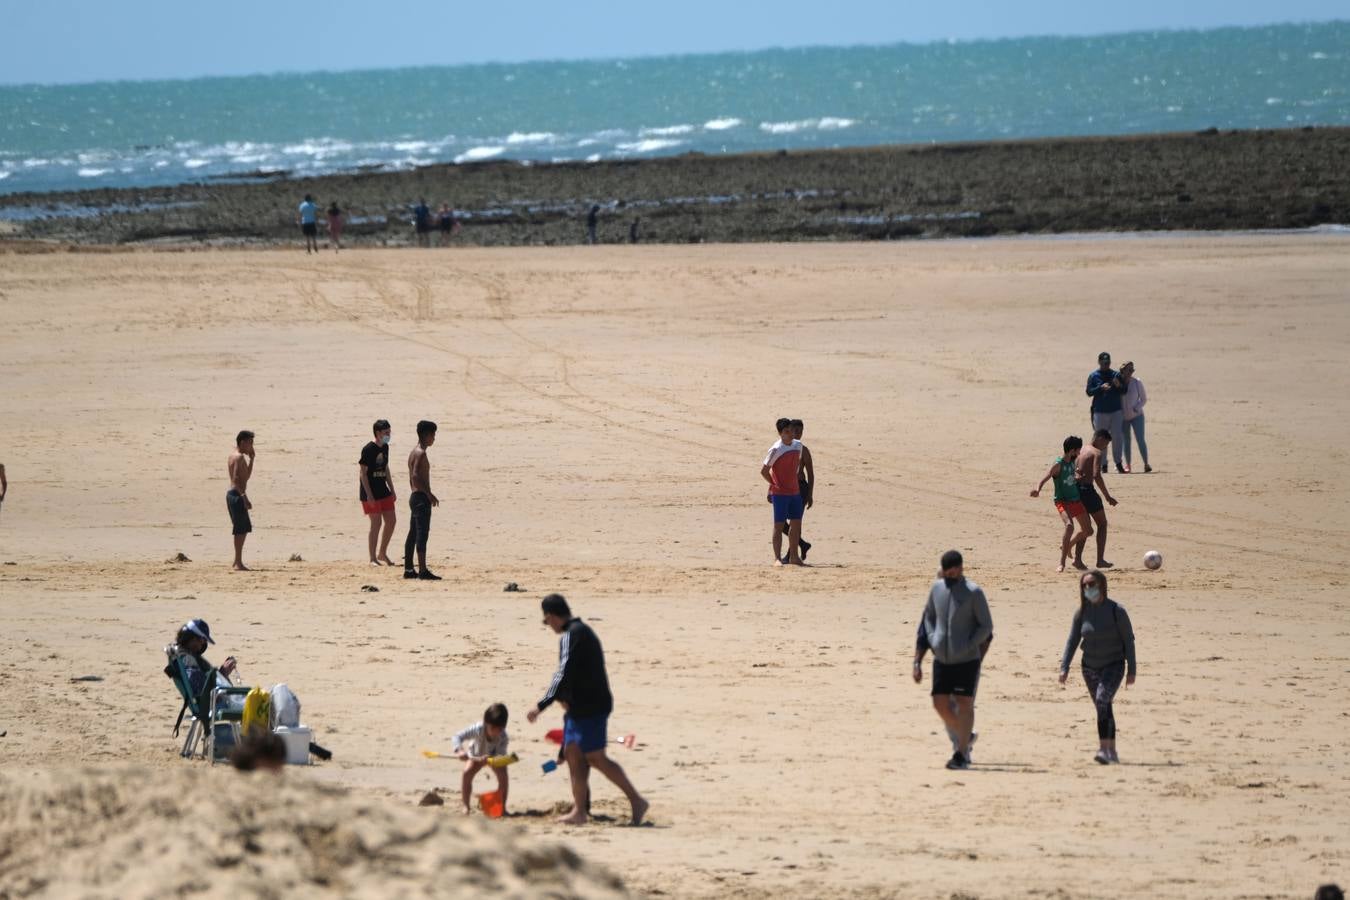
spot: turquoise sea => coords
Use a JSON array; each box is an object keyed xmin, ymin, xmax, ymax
[{"xmin": 1, "ymin": 21, "xmax": 1347, "ymax": 196}]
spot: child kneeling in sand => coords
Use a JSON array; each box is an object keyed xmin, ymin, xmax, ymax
[{"xmin": 452, "ymin": 703, "xmax": 510, "ymax": 815}]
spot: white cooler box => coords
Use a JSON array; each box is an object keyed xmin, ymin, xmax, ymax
[{"xmin": 273, "ymin": 726, "xmax": 312, "ymax": 765}]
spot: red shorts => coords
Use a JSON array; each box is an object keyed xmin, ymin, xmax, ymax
[
  {"xmin": 362, "ymin": 495, "xmax": 396, "ymax": 515},
  {"xmin": 1055, "ymin": 499, "xmax": 1087, "ymax": 519}
]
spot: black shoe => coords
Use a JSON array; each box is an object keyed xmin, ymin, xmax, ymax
[
  {"xmin": 1144, "ymin": 465, "xmax": 1153, "ymax": 473},
  {"xmin": 945, "ymin": 751, "xmax": 970, "ymax": 770},
  {"xmin": 417, "ymin": 570, "xmax": 443, "ymax": 580},
  {"xmin": 799, "ymin": 539, "xmax": 812, "ymax": 561},
  {"xmin": 403, "ymin": 569, "xmax": 418, "ymax": 579}
]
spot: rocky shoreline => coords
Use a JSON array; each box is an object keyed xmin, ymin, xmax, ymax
[{"xmin": 2, "ymin": 126, "xmax": 1347, "ymax": 247}]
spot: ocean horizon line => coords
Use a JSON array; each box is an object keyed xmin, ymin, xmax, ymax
[{"xmin": 2, "ymin": 18, "xmax": 1346, "ymax": 90}]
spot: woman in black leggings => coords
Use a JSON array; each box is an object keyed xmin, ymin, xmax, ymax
[{"xmin": 1060, "ymin": 569, "xmax": 1137, "ymax": 764}]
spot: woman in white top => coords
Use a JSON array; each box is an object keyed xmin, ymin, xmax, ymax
[{"xmin": 1120, "ymin": 361, "xmax": 1151, "ymax": 473}]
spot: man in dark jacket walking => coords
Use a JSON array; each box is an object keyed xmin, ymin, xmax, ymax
[{"xmin": 527, "ymin": 593, "xmax": 648, "ymax": 825}]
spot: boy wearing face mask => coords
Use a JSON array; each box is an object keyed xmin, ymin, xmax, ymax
[
  {"xmin": 359, "ymin": 419, "xmax": 398, "ymax": 566},
  {"xmin": 1060, "ymin": 569, "xmax": 1137, "ymax": 765}
]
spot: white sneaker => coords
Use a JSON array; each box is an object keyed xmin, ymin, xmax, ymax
[
  {"xmin": 1108, "ymin": 749, "xmax": 1119, "ymax": 764},
  {"xmin": 1094, "ymin": 749, "xmax": 1111, "ymax": 765}
]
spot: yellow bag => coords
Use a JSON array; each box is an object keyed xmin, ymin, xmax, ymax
[{"xmin": 241, "ymin": 686, "xmax": 272, "ymax": 738}]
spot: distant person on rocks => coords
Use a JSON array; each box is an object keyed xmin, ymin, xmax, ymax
[
  {"xmin": 0, "ymin": 462, "xmax": 7, "ymax": 521},
  {"xmin": 586, "ymin": 205, "xmax": 600, "ymax": 245},
  {"xmin": 526, "ymin": 593, "xmax": 648, "ymax": 826},
  {"xmin": 1075, "ymin": 429, "xmax": 1118, "ymax": 568},
  {"xmin": 629, "ymin": 217, "xmax": 641, "ymax": 244},
  {"xmin": 326, "ymin": 202, "xmax": 344, "ymax": 251},
  {"xmin": 1030, "ymin": 435, "xmax": 1092, "ymax": 572},
  {"xmin": 775, "ymin": 419, "xmax": 813, "ymax": 562},
  {"xmin": 1060, "ymin": 569, "xmax": 1137, "ymax": 765},
  {"xmin": 226, "ymin": 431, "xmax": 256, "ymax": 571},
  {"xmin": 1085, "ymin": 351, "xmax": 1125, "ymax": 474},
  {"xmin": 413, "ymin": 198, "xmax": 432, "ymax": 248},
  {"xmin": 359, "ymin": 419, "xmax": 397, "ymax": 566},
  {"xmin": 913, "ymin": 550, "xmax": 993, "ymax": 771},
  {"xmin": 761, "ymin": 417, "xmax": 805, "ymax": 566},
  {"xmin": 1120, "ymin": 361, "xmax": 1151, "ymax": 473},
  {"xmin": 403, "ymin": 420, "xmax": 441, "ymax": 580},
  {"xmin": 438, "ymin": 203, "xmax": 460, "ymax": 246},
  {"xmin": 298, "ymin": 194, "xmax": 319, "ymax": 253}
]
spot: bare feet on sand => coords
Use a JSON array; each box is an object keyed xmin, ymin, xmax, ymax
[
  {"xmin": 1072, "ymin": 560, "xmax": 1089, "ymax": 571},
  {"xmin": 557, "ymin": 811, "xmax": 588, "ymax": 825},
  {"xmin": 232, "ymin": 563, "xmax": 250, "ymax": 571},
  {"xmin": 1056, "ymin": 564, "xmax": 1066, "ymax": 573},
  {"xmin": 630, "ymin": 797, "xmax": 649, "ymax": 826},
  {"xmin": 377, "ymin": 556, "xmax": 394, "ymax": 566}
]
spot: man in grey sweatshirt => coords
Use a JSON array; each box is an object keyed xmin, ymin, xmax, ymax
[{"xmin": 913, "ymin": 550, "xmax": 994, "ymax": 770}]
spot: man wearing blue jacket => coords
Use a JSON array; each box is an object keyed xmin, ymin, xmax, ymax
[
  {"xmin": 527, "ymin": 593, "xmax": 648, "ymax": 826},
  {"xmin": 1086, "ymin": 351, "xmax": 1125, "ymax": 474},
  {"xmin": 913, "ymin": 551, "xmax": 994, "ymax": 770}
]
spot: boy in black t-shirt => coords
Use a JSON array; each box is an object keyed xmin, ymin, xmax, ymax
[{"xmin": 359, "ymin": 419, "xmax": 397, "ymax": 566}]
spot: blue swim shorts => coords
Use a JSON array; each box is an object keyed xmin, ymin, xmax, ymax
[
  {"xmin": 562, "ymin": 713, "xmax": 609, "ymax": 753},
  {"xmin": 771, "ymin": 493, "xmax": 805, "ymax": 523}
]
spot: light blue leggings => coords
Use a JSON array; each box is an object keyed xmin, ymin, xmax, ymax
[{"xmin": 1123, "ymin": 415, "xmax": 1149, "ymax": 466}]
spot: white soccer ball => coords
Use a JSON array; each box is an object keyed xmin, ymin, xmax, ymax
[{"xmin": 1143, "ymin": 550, "xmax": 1163, "ymax": 570}]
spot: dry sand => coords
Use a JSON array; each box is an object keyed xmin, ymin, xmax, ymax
[{"xmin": 0, "ymin": 235, "xmax": 1348, "ymax": 898}]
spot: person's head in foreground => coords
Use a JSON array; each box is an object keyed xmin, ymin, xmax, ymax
[
  {"xmin": 231, "ymin": 730, "xmax": 287, "ymax": 773},
  {"xmin": 236, "ymin": 430, "xmax": 254, "ymax": 452},
  {"xmin": 373, "ymin": 419, "xmax": 391, "ymax": 445},
  {"xmin": 1120, "ymin": 360, "xmax": 1135, "ymax": 379},
  {"xmin": 1097, "ymin": 351, "xmax": 1112, "ymax": 372},
  {"xmin": 776, "ymin": 417, "xmax": 793, "ymax": 441},
  {"xmin": 1314, "ymin": 885, "xmax": 1344, "ymax": 900},
  {"xmin": 1080, "ymin": 569, "xmax": 1109, "ymax": 608},
  {"xmin": 483, "ymin": 703, "xmax": 509, "ymax": 741},
  {"xmin": 416, "ymin": 420, "xmax": 437, "ymax": 447},
  {"xmin": 1091, "ymin": 428, "xmax": 1112, "ymax": 450},
  {"xmin": 541, "ymin": 593, "xmax": 571, "ymax": 633},
  {"xmin": 175, "ymin": 618, "xmax": 215, "ymax": 655},
  {"xmin": 940, "ymin": 549, "xmax": 963, "ymax": 583},
  {"xmin": 1062, "ymin": 435, "xmax": 1083, "ymax": 460},
  {"xmin": 790, "ymin": 419, "xmax": 805, "ymax": 440}
]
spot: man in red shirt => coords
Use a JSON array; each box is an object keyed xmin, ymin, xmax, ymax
[{"xmin": 761, "ymin": 418, "xmax": 805, "ymax": 566}]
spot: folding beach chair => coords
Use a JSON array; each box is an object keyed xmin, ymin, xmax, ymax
[{"xmin": 166, "ymin": 652, "xmax": 251, "ymax": 764}]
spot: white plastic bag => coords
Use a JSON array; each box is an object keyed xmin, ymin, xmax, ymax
[{"xmin": 270, "ymin": 683, "xmax": 301, "ymax": 728}]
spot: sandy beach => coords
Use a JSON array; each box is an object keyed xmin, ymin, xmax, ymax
[{"xmin": 1, "ymin": 235, "xmax": 1348, "ymax": 897}]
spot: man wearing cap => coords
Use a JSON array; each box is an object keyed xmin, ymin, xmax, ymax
[
  {"xmin": 164, "ymin": 618, "xmax": 238, "ymax": 713},
  {"xmin": 1085, "ymin": 353, "xmax": 1125, "ymax": 474},
  {"xmin": 912, "ymin": 550, "xmax": 994, "ymax": 771}
]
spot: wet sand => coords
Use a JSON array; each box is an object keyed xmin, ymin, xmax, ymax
[{"xmin": 0, "ymin": 236, "xmax": 1348, "ymax": 898}]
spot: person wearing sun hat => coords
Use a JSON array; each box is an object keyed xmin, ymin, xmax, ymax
[{"xmin": 164, "ymin": 618, "xmax": 239, "ymax": 712}]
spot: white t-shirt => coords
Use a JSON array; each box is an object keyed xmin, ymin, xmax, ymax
[
  {"xmin": 1123, "ymin": 378, "xmax": 1147, "ymax": 421},
  {"xmin": 451, "ymin": 721, "xmax": 509, "ymax": 758}
]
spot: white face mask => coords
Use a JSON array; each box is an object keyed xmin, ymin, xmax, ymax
[
  {"xmin": 1084, "ymin": 585, "xmax": 1102, "ymax": 603},
  {"xmin": 380, "ymin": 435, "xmax": 391, "ymax": 446}
]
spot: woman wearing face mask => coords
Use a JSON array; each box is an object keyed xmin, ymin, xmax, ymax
[
  {"xmin": 359, "ymin": 419, "xmax": 398, "ymax": 566},
  {"xmin": 1059, "ymin": 570, "xmax": 1136, "ymax": 764}
]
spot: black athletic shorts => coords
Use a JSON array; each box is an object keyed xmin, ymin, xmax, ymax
[
  {"xmin": 931, "ymin": 658, "xmax": 981, "ymax": 697},
  {"xmin": 1077, "ymin": 481, "xmax": 1104, "ymax": 515},
  {"xmin": 301, "ymin": 222, "xmax": 318, "ymax": 237},
  {"xmin": 226, "ymin": 489, "xmax": 252, "ymax": 535}
]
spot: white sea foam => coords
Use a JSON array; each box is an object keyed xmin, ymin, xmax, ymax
[
  {"xmin": 576, "ymin": 139, "xmax": 600, "ymax": 147},
  {"xmin": 506, "ymin": 131, "xmax": 557, "ymax": 144},
  {"xmin": 22, "ymin": 158, "xmax": 48, "ymax": 168},
  {"xmin": 640, "ymin": 124, "xmax": 695, "ymax": 137},
  {"xmin": 616, "ymin": 138, "xmax": 684, "ymax": 153},
  {"xmin": 77, "ymin": 168, "xmax": 111, "ymax": 177},
  {"xmin": 1266, "ymin": 97, "xmax": 1282, "ymax": 105},
  {"xmin": 704, "ymin": 117, "xmax": 741, "ymax": 130},
  {"xmin": 154, "ymin": 160, "xmax": 170, "ymax": 168},
  {"xmin": 760, "ymin": 119, "xmax": 814, "ymax": 134},
  {"xmin": 817, "ymin": 117, "xmax": 856, "ymax": 130},
  {"xmin": 585, "ymin": 154, "xmax": 601, "ymax": 163},
  {"xmin": 184, "ymin": 159, "xmax": 210, "ymax": 169},
  {"xmin": 455, "ymin": 146, "xmax": 505, "ymax": 163},
  {"xmin": 0, "ymin": 172, "xmax": 10, "ymax": 181}
]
